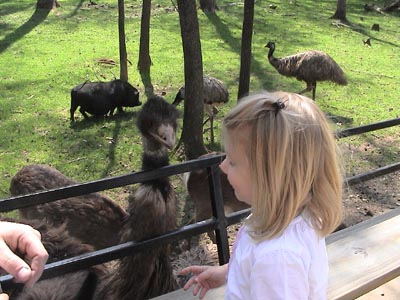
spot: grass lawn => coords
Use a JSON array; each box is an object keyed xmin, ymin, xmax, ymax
[{"xmin": 0, "ymin": 0, "xmax": 399, "ymax": 204}]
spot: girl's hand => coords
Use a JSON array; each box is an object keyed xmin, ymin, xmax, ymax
[
  {"xmin": 179, "ymin": 264, "xmax": 228, "ymax": 299},
  {"xmin": 0, "ymin": 293, "xmax": 9, "ymax": 300}
]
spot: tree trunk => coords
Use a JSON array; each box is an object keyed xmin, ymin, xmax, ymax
[
  {"xmin": 384, "ymin": 0, "xmax": 400, "ymax": 12},
  {"xmin": 36, "ymin": 0, "xmax": 59, "ymax": 9},
  {"xmin": 118, "ymin": 0, "xmax": 128, "ymax": 82},
  {"xmin": 237, "ymin": 0, "xmax": 255, "ymax": 100},
  {"xmin": 177, "ymin": 0, "xmax": 207, "ymax": 160},
  {"xmin": 199, "ymin": 0, "xmax": 217, "ymax": 13},
  {"xmin": 331, "ymin": 0, "xmax": 347, "ymax": 22},
  {"xmin": 138, "ymin": 0, "xmax": 152, "ymax": 74}
]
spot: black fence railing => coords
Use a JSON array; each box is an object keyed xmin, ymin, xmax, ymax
[{"xmin": 0, "ymin": 118, "xmax": 399, "ymax": 289}]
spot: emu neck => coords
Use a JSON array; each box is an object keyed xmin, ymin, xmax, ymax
[
  {"xmin": 267, "ymin": 46, "xmax": 275, "ymax": 59},
  {"xmin": 268, "ymin": 47, "xmax": 280, "ymax": 68},
  {"xmin": 141, "ymin": 137, "xmax": 169, "ymax": 170}
]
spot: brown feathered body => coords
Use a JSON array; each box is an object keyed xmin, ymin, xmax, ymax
[
  {"xmin": 265, "ymin": 41, "xmax": 347, "ymax": 100},
  {"xmin": 97, "ymin": 95, "xmax": 179, "ymax": 300},
  {"xmin": 9, "ymin": 164, "xmax": 128, "ymax": 250},
  {"xmin": 173, "ymin": 75, "xmax": 229, "ymax": 142},
  {"xmin": 14, "ymin": 271, "xmax": 99, "ymax": 300}
]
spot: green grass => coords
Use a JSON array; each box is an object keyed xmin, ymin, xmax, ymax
[{"xmin": 0, "ymin": 0, "xmax": 399, "ymax": 202}]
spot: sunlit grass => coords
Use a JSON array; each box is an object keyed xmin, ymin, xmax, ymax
[{"xmin": 0, "ymin": 0, "xmax": 399, "ymax": 201}]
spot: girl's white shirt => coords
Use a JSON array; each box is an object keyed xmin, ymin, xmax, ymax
[{"xmin": 225, "ymin": 214, "xmax": 328, "ymax": 300}]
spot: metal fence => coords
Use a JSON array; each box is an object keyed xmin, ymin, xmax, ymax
[{"xmin": 0, "ymin": 117, "xmax": 399, "ymax": 289}]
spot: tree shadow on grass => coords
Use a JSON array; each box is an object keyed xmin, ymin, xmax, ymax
[
  {"xmin": 67, "ymin": 0, "xmax": 86, "ymax": 18},
  {"xmin": 69, "ymin": 110, "xmax": 139, "ymax": 178},
  {"xmin": 325, "ymin": 112, "xmax": 354, "ymax": 127},
  {"xmin": 205, "ymin": 13, "xmax": 274, "ymax": 97},
  {"xmin": 69, "ymin": 111, "xmax": 138, "ymax": 132},
  {"xmin": 139, "ymin": 71, "xmax": 154, "ymax": 98},
  {"xmin": 0, "ymin": 7, "xmax": 50, "ymax": 54},
  {"xmin": 1, "ymin": 0, "xmax": 91, "ymax": 54},
  {"xmin": 331, "ymin": 18, "xmax": 400, "ymax": 48}
]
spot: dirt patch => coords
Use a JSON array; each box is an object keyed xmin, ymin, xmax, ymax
[{"xmin": 342, "ymin": 170, "xmax": 400, "ymax": 228}]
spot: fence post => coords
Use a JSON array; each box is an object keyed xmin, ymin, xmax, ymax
[{"xmin": 207, "ymin": 165, "xmax": 230, "ymax": 265}]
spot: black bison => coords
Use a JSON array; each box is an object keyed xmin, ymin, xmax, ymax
[{"xmin": 70, "ymin": 79, "xmax": 141, "ymax": 121}]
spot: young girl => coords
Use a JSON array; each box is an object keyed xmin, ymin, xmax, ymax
[{"xmin": 179, "ymin": 91, "xmax": 343, "ymax": 299}]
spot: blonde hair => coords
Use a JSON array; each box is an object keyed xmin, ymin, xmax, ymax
[{"xmin": 222, "ymin": 91, "xmax": 343, "ymax": 241}]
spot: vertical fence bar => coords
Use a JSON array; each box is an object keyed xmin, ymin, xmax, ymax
[{"xmin": 207, "ymin": 165, "xmax": 230, "ymax": 265}]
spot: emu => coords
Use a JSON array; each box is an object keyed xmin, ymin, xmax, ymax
[
  {"xmin": 173, "ymin": 75, "xmax": 229, "ymax": 143},
  {"xmin": 9, "ymin": 164, "xmax": 128, "ymax": 250},
  {"xmin": 6, "ymin": 95, "xmax": 180, "ymax": 300},
  {"xmin": 96, "ymin": 95, "xmax": 180, "ymax": 300},
  {"xmin": 265, "ymin": 41, "xmax": 347, "ymax": 100}
]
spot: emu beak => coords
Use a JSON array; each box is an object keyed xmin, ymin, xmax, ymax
[{"xmin": 150, "ymin": 124, "xmax": 176, "ymax": 150}]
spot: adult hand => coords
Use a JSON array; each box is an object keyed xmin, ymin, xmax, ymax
[
  {"xmin": 0, "ymin": 221, "xmax": 48, "ymax": 287},
  {"xmin": 179, "ymin": 264, "xmax": 228, "ymax": 299}
]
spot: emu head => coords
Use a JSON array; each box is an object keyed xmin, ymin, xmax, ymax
[
  {"xmin": 172, "ymin": 86, "xmax": 185, "ymax": 107},
  {"xmin": 136, "ymin": 95, "xmax": 179, "ymax": 150},
  {"xmin": 265, "ymin": 41, "xmax": 275, "ymax": 50}
]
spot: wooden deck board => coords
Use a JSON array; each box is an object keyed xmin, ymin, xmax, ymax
[{"xmin": 327, "ymin": 208, "xmax": 400, "ymax": 300}]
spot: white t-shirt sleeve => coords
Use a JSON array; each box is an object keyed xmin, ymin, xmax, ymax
[{"xmin": 250, "ymin": 250, "xmax": 309, "ymax": 300}]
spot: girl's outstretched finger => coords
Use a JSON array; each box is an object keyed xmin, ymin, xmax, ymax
[
  {"xmin": 0, "ymin": 293, "xmax": 9, "ymax": 300},
  {"xmin": 192, "ymin": 280, "xmax": 205, "ymax": 297},
  {"xmin": 183, "ymin": 275, "xmax": 197, "ymax": 291}
]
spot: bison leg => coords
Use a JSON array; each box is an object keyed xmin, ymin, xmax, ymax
[
  {"xmin": 79, "ymin": 108, "xmax": 90, "ymax": 119},
  {"xmin": 70, "ymin": 95, "xmax": 78, "ymax": 121},
  {"xmin": 70, "ymin": 106, "xmax": 77, "ymax": 122},
  {"xmin": 109, "ymin": 106, "xmax": 123, "ymax": 116}
]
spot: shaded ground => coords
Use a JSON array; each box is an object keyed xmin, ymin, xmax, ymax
[{"xmin": 342, "ymin": 171, "xmax": 400, "ymax": 227}]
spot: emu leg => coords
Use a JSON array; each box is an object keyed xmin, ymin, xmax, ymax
[
  {"xmin": 312, "ymin": 82, "xmax": 317, "ymax": 101},
  {"xmin": 298, "ymin": 82, "xmax": 316, "ymax": 100},
  {"xmin": 210, "ymin": 115, "xmax": 214, "ymax": 143}
]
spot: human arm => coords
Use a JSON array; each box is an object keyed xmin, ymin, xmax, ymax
[
  {"xmin": 0, "ymin": 221, "xmax": 48, "ymax": 287},
  {"xmin": 179, "ymin": 264, "xmax": 228, "ymax": 299}
]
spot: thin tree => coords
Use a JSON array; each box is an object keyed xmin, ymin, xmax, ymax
[
  {"xmin": 199, "ymin": 0, "xmax": 217, "ymax": 13},
  {"xmin": 118, "ymin": 0, "xmax": 128, "ymax": 81},
  {"xmin": 138, "ymin": 0, "xmax": 152, "ymax": 73},
  {"xmin": 36, "ymin": 0, "xmax": 59, "ymax": 9},
  {"xmin": 237, "ymin": 0, "xmax": 255, "ymax": 100},
  {"xmin": 177, "ymin": 0, "xmax": 207, "ymax": 160},
  {"xmin": 331, "ymin": 0, "xmax": 347, "ymax": 23}
]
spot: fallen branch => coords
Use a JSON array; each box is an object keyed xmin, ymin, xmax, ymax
[{"xmin": 67, "ymin": 157, "xmax": 87, "ymax": 163}]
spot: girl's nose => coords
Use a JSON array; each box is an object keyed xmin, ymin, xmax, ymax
[{"xmin": 219, "ymin": 158, "xmax": 228, "ymax": 174}]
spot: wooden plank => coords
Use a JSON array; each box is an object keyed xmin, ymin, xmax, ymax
[
  {"xmin": 327, "ymin": 208, "xmax": 400, "ymax": 300},
  {"xmin": 151, "ymin": 285, "xmax": 225, "ymax": 300}
]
